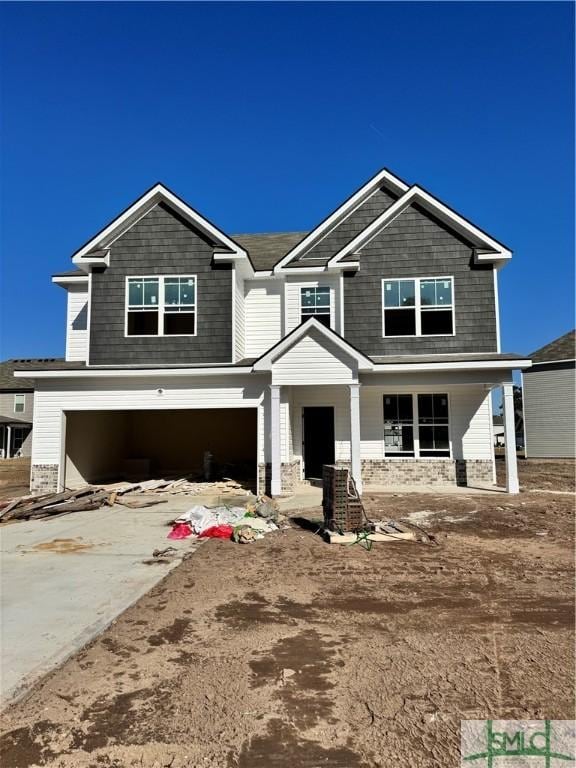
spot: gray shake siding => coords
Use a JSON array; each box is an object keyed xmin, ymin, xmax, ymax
[
  {"xmin": 343, "ymin": 203, "xmax": 497, "ymax": 356},
  {"xmin": 89, "ymin": 203, "xmax": 232, "ymax": 365},
  {"xmin": 296, "ymin": 186, "xmax": 398, "ymax": 263}
]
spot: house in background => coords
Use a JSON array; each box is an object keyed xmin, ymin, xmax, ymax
[
  {"xmin": 0, "ymin": 360, "xmax": 62, "ymax": 458},
  {"xmin": 523, "ymin": 329, "xmax": 575, "ymax": 458},
  {"xmin": 492, "ymin": 415, "xmax": 505, "ymax": 447},
  {"xmin": 16, "ymin": 168, "xmax": 531, "ymax": 495}
]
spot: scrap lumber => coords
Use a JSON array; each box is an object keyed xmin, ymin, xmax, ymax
[
  {"xmin": 0, "ymin": 486, "xmax": 112, "ymax": 522},
  {"xmin": 115, "ymin": 496, "xmax": 167, "ymax": 509}
]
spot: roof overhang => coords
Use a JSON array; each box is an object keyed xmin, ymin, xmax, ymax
[
  {"xmin": 14, "ymin": 366, "xmax": 256, "ymax": 380},
  {"xmin": 328, "ymin": 185, "xmax": 512, "ymax": 269},
  {"xmin": 273, "ymin": 168, "xmax": 410, "ymax": 273},
  {"xmin": 253, "ymin": 318, "xmax": 374, "ymax": 371},
  {"xmin": 71, "ymin": 183, "xmax": 251, "ymax": 271},
  {"xmin": 52, "ymin": 274, "xmax": 90, "ymax": 287},
  {"xmin": 370, "ymin": 358, "xmax": 531, "ymax": 373}
]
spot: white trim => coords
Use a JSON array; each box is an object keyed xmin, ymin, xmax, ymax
[
  {"xmin": 270, "ymin": 384, "xmax": 281, "ymax": 495},
  {"xmin": 231, "ymin": 265, "xmax": 236, "ymax": 363},
  {"xmin": 349, "ymin": 383, "xmax": 362, "ymax": 493},
  {"xmin": 124, "ymin": 275, "xmax": 198, "ymax": 338},
  {"xmin": 87, "ymin": 271, "xmax": 93, "ymax": 366},
  {"xmin": 502, "ymin": 381, "xmax": 519, "ymax": 493},
  {"xmin": 527, "ymin": 358, "xmax": 575, "ymax": 367},
  {"xmin": 371, "ymin": 359, "xmax": 531, "ymax": 373},
  {"xmin": 381, "ymin": 276, "xmax": 455, "ymax": 338},
  {"xmin": 14, "ymin": 367, "xmax": 256, "ymax": 379},
  {"xmin": 493, "ymin": 267, "xmax": 501, "ymax": 353},
  {"xmin": 273, "ymin": 168, "xmax": 409, "ymax": 271},
  {"xmin": 382, "ymin": 391, "xmax": 452, "ymax": 459},
  {"xmin": 13, "ymin": 394, "xmax": 25, "ymax": 414},
  {"xmin": 339, "ymin": 272, "xmax": 345, "ymax": 336},
  {"xmin": 72, "ymin": 183, "xmax": 248, "ymax": 265},
  {"xmin": 52, "ymin": 275, "xmax": 89, "ymax": 286},
  {"xmin": 488, "ymin": 390, "xmax": 497, "ymax": 483},
  {"xmin": 328, "ymin": 185, "xmax": 512, "ymax": 267},
  {"xmin": 253, "ymin": 317, "xmax": 373, "ymax": 371}
]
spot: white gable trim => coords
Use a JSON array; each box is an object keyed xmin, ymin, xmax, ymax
[
  {"xmin": 273, "ymin": 168, "xmax": 409, "ymax": 273},
  {"xmin": 72, "ymin": 183, "xmax": 249, "ymax": 265},
  {"xmin": 328, "ymin": 186, "xmax": 512, "ymax": 267},
  {"xmin": 253, "ymin": 317, "xmax": 374, "ymax": 371}
]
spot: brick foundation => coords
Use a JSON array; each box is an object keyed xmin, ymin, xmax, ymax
[
  {"xmin": 30, "ymin": 464, "xmax": 59, "ymax": 494},
  {"xmin": 361, "ymin": 459, "xmax": 493, "ymax": 487},
  {"xmin": 258, "ymin": 460, "xmax": 301, "ymax": 496}
]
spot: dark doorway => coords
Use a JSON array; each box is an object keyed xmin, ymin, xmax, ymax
[{"xmin": 303, "ymin": 407, "xmax": 335, "ymax": 479}]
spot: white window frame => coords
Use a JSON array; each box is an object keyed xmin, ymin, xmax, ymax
[
  {"xmin": 383, "ymin": 393, "xmax": 415, "ymax": 456},
  {"xmin": 382, "ymin": 392, "xmax": 452, "ymax": 459},
  {"xmin": 14, "ymin": 394, "xmax": 25, "ymax": 414},
  {"xmin": 124, "ymin": 275, "xmax": 198, "ymax": 338},
  {"xmin": 299, "ymin": 285, "xmax": 332, "ymax": 328},
  {"xmin": 381, "ymin": 276, "xmax": 455, "ymax": 338}
]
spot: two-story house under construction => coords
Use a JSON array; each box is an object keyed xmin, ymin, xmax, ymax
[{"xmin": 18, "ymin": 169, "xmax": 530, "ymax": 495}]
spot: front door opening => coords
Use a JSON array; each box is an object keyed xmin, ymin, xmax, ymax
[{"xmin": 303, "ymin": 407, "xmax": 335, "ymax": 479}]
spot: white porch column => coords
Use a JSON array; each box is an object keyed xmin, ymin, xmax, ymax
[
  {"xmin": 502, "ymin": 381, "xmax": 519, "ymax": 494},
  {"xmin": 349, "ymin": 383, "xmax": 362, "ymax": 494},
  {"xmin": 6, "ymin": 425, "xmax": 11, "ymax": 459},
  {"xmin": 270, "ymin": 384, "xmax": 282, "ymax": 496}
]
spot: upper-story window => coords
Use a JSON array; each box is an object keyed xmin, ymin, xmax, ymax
[
  {"xmin": 126, "ymin": 276, "xmax": 197, "ymax": 337},
  {"xmin": 301, "ymin": 286, "xmax": 331, "ymax": 328},
  {"xmin": 14, "ymin": 394, "xmax": 25, "ymax": 414},
  {"xmin": 382, "ymin": 277, "xmax": 454, "ymax": 337}
]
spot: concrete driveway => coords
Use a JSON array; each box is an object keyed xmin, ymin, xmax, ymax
[{"xmin": 0, "ymin": 496, "xmax": 202, "ymax": 708}]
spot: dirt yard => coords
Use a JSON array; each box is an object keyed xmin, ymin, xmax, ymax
[
  {"xmin": 0, "ymin": 458, "xmax": 31, "ymax": 501},
  {"xmin": 1, "ymin": 461, "xmax": 574, "ymax": 768}
]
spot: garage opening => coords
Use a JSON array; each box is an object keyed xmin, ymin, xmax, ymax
[{"xmin": 64, "ymin": 409, "xmax": 257, "ymax": 491}]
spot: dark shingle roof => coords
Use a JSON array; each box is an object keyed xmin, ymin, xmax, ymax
[
  {"xmin": 0, "ymin": 358, "xmax": 67, "ymax": 390},
  {"xmin": 232, "ymin": 232, "xmax": 308, "ymax": 271},
  {"xmin": 530, "ymin": 330, "xmax": 575, "ymax": 364},
  {"xmin": 370, "ymin": 352, "xmax": 527, "ymax": 365}
]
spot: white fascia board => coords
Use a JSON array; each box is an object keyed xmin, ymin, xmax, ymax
[
  {"xmin": 52, "ymin": 276, "xmax": 90, "ymax": 286},
  {"xmin": 370, "ymin": 359, "xmax": 532, "ymax": 373},
  {"xmin": 328, "ymin": 186, "xmax": 512, "ymax": 267},
  {"xmin": 273, "ymin": 168, "xmax": 409, "ymax": 272},
  {"xmin": 72, "ymin": 184, "xmax": 247, "ymax": 264},
  {"xmin": 253, "ymin": 317, "xmax": 374, "ymax": 371},
  {"xmin": 14, "ymin": 367, "xmax": 258, "ymax": 379},
  {"xmin": 527, "ymin": 358, "xmax": 575, "ymax": 367}
]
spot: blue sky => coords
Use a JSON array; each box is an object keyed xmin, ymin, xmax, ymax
[{"xmin": 1, "ymin": 1, "xmax": 573, "ymax": 360}]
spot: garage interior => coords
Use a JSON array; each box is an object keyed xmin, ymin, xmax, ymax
[{"xmin": 64, "ymin": 409, "xmax": 257, "ymax": 489}]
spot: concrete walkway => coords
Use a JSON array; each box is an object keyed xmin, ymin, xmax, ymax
[{"xmin": 0, "ymin": 497, "xmax": 201, "ymax": 708}]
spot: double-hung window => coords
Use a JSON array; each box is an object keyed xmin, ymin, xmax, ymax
[
  {"xmin": 14, "ymin": 394, "xmax": 25, "ymax": 414},
  {"xmin": 383, "ymin": 394, "xmax": 414, "ymax": 456},
  {"xmin": 383, "ymin": 393, "xmax": 450, "ymax": 458},
  {"xmin": 382, "ymin": 277, "xmax": 454, "ymax": 336},
  {"xmin": 417, "ymin": 394, "xmax": 450, "ymax": 457},
  {"xmin": 301, "ymin": 286, "xmax": 331, "ymax": 328},
  {"xmin": 126, "ymin": 276, "xmax": 196, "ymax": 336}
]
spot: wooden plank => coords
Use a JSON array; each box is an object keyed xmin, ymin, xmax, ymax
[{"xmin": 324, "ymin": 529, "xmax": 416, "ymax": 545}]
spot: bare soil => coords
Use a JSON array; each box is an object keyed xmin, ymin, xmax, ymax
[
  {"xmin": 495, "ymin": 456, "xmax": 575, "ymax": 492},
  {"xmin": 1, "ymin": 461, "xmax": 574, "ymax": 768},
  {"xmin": 0, "ymin": 458, "xmax": 31, "ymax": 501}
]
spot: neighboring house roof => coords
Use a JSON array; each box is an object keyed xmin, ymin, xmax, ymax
[
  {"xmin": 0, "ymin": 414, "xmax": 32, "ymax": 425},
  {"xmin": 0, "ymin": 358, "xmax": 66, "ymax": 390},
  {"xmin": 529, "ymin": 329, "xmax": 575, "ymax": 364},
  {"xmin": 232, "ymin": 232, "xmax": 308, "ymax": 271}
]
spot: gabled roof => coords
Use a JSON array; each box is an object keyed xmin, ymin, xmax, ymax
[
  {"xmin": 530, "ymin": 329, "xmax": 575, "ymax": 364},
  {"xmin": 253, "ymin": 318, "xmax": 374, "ymax": 371},
  {"xmin": 273, "ymin": 168, "xmax": 410, "ymax": 272},
  {"xmin": 0, "ymin": 358, "xmax": 66, "ymax": 391},
  {"xmin": 328, "ymin": 185, "xmax": 512, "ymax": 268},
  {"xmin": 71, "ymin": 183, "xmax": 249, "ymax": 268}
]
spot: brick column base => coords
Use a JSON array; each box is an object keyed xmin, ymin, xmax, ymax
[{"xmin": 30, "ymin": 464, "xmax": 59, "ymax": 494}]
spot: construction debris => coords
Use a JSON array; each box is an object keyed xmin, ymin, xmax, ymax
[
  {"xmin": 169, "ymin": 502, "xmax": 279, "ymax": 543},
  {"xmin": 104, "ymin": 477, "xmax": 252, "ymax": 497},
  {"xmin": 0, "ymin": 487, "xmax": 118, "ymax": 523}
]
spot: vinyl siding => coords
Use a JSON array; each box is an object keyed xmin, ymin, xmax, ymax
[
  {"xmin": 244, "ymin": 279, "xmax": 283, "ymax": 357},
  {"xmin": 298, "ymin": 186, "xmax": 398, "ymax": 262},
  {"xmin": 271, "ymin": 333, "xmax": 357, "ymax": 385},
  {"xmin": 285, "ymin": 275, "xmax": 341, "ymax": 334},
  {"xmin": 358, "ymin": 384, "xmax": 492, "ymax": 461},
  {"xmin": 524, "ymin": 365, "xmax": 576, "ymax": 458},
  {"xmin": 31, "ymin": 376, "xmax": 266, "ymax": 466},
  {"xmin": 233, "ymin": 269, "xmax": 246, "ymax": 362},
  {"xmin": 0, "ymin": 391, "xmax": 34, "ymax": 423},
  {"xmin": 65, "ymin": 284, "xmax": 89, "ymax": 362},
  {"xmin": 344, "ymin": 203, "xmax": 498, "ymax": 356},
  {"xmin": 89, "ymin": 203, "xmax": 232, "ymax": 365}
]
